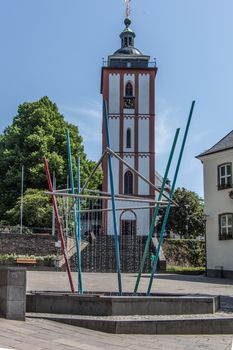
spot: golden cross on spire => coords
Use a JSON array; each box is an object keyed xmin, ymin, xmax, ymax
[{"xmin": 125, "ymin": 0, "xmax": 131, "ymax": 18}]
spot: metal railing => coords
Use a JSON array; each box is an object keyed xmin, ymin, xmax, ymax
[{"xmin": 102, "ymin": 60, "xmax": 157, "ymax": 68}]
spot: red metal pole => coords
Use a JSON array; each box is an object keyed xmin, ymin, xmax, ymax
[{"xmin": 43, "ymin": 158, "xmax": 75, "ymax": 293}]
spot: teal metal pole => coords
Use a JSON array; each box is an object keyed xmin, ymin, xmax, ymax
[
  {"xmin": 66, "ymin": 129, "xmax": 83, "ymax": 294},
  {"xmin": 134, "ymin": 128, "xmax": 180, "ymax": 294},
  {"xmin": 103, "ymin": 100, "xmax": 122, "ymax": 295},
  {"xmin": 77, "ymin": 156, "xmax": 81, "ymax": 278},
  {"xmin": 147, "ymin": 101, "xmax": 195, "ymax": 295},
  {"xmin": 77, "ymin": 157, "xmax": 81, "ymax": 242}
]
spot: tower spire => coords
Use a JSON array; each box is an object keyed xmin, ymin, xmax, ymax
[
  {"xmin": 125, "ymin": 0, "xmax": 131, "ymax": 19},
  {"xmin": 107, "ymin": 0, "xmax": 151, "ymax": 68}
]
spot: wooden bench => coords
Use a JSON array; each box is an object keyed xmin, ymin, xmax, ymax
[{"xmin": 16, "ymin": 258, "xmax": 37, "ymax": 265}]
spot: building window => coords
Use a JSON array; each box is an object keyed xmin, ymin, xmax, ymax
[
  {"xmin": 218, "ymin": 163, "xmax": 232, "ymax": 190},
  {"xmin": 219, "ymin": 213, "xmax": 233, "ymax": 240},
  {"xmin": 124, "ymin": 170, "xmax": 133, "ymax": 194},
  {"xmin": 124, "ymin": 82, "xmax": 134, "ymax": 109},
  {"xmin": 129, "ymin": 37, "xmax": 132, "ymax": 46},
  {"xmin": 125, "ymin": 82, "xmax": 133, "ymax": 97},
  {"xmin": 124, "ymin": 37, "xmax": 128, "ymax": 47},
  {"xmin": 126, "ymin": 128, "xmax": 131, "ymax": 148}
]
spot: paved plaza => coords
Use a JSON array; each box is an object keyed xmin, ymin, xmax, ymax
[
  {"xmin": 1, "ymin": 272, "xmax": 233, "ymax": 349},
  {"xmin": 0, "ymin": 317, "xmax": 232, "ymax": 350},
  {"xmin": 27, "ymin": 271, "xmax": 233, "ymax": 297}
]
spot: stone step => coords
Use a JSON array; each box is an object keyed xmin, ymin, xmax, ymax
[
  {"xmin": 79, "ymin": 235, "xmax": 158, "ymax": 273},
  {"xmin": 27, "ymin": 312, "xmax": 233, "ymax": 334}
]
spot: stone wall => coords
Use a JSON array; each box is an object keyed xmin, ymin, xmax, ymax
[
  {"xmin": 0, "ymin": 267, "xmax": 26, "ymax": 320},
  {"xmin": 0, "ymin": 233, "xmax": 57, "ymax": 256},
  {"xmin": 0, "ymin": 234, "xmax": 205, "ymax": 271},
  {"xmin": 0, "ymin": 233, "xmax": 162, "ymax": 272}
]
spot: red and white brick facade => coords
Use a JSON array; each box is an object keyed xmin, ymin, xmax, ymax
[{"xmin": 101, "ymin": 19, "xmax": 157, "ymax": 236}]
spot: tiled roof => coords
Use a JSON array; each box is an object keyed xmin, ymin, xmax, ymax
[
  {"xmin": 155, "ymin": 171, "xmax": 171, "ymax": 190},
  {"xmin": 197, "ymin": 130, "xmax": 233, "ymax": 158}
]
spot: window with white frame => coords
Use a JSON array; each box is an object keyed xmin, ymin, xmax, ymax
[
  {"xmin": 219, "ymin": 213, "xmax": 233, "ymax": 240},
  {"xmin": 218, "ymin": 163, "xmax": 232, "ymax": 190}
]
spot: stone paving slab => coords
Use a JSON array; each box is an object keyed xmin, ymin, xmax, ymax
[{"xmin": 0, "ymin": 318, "xmax": 232, "ymax": 349}]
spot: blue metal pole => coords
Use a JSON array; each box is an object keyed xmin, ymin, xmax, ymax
[
  {"xmin": 147, "ymin": 101, "xmax": 195, "ymax": 295},
  {"xmin": 66, "ymin": 129, "xmax": 83, "ymax": 294},
  {"xmin": 103, "ymin": 100, "xmax": 122, "ymax": 295}
]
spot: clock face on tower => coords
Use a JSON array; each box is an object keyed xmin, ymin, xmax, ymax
[{"xmin": 124, "ymin": 97, "xmax": 135, "ymax": 109}]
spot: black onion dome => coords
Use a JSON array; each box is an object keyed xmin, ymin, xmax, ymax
[
  {"xmin": 108, "ymin": 17, "xmax": 150, "ymax": 68},
  {"xmin": 114, "ymin": 47, "xmax": 142, "ymax": 55}
]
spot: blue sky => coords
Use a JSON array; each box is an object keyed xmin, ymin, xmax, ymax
[{"xmin": 1, "ymin": 0, "xmax": 233, "ymax": 197}]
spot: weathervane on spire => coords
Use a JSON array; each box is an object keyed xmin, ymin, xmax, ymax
[{"xmin": 125, "ymin": 0, "xmax": 131, "ymax": 18}]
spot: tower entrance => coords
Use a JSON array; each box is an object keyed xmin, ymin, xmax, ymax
[{"xmin": 120, "ymin": 210, "xmax": 137, "ymax": 236}]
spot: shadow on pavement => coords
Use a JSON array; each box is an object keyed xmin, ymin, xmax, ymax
[{"xmin": 139, "ymin": 273, "xmax": 233, "ymax": 286}]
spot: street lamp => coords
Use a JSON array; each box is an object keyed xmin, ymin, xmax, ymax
[{"xmin": 184, "ymin": 204, "xmax": 190, "ymax": 237}]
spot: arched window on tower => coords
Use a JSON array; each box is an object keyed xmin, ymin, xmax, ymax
[
  {"xmin": 129, "ymin": 37, "xmax": 133, "ymax": 47},
  {"xmin": 126, "ymin": 128, "xmax": 131, "ymax": 148},
  {"xmin": 125, "ymin": 82, "xmax": 133, "ymax": 97},
  {"xmin": 124, "ymin": 171, "xmax": 133, "ymax": 195}
]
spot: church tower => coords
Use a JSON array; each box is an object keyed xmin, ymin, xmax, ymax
[{"xmin": 101, "ymin": 15, "xmax": 157, "ymax": 236}]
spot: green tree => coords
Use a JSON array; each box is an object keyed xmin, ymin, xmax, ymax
[
  {"xmin": 5, "ymin": 189, "xmax": 52, "ymax": 228},
  {"xmin": 157, "ymin": 187, "xmax": 205, "ymax": 237},
  {"xmin": 0, "ymin": 96, "xmax": 102, "ymax": 224}
]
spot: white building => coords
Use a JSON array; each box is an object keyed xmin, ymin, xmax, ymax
[{"xmin": 197, "ymin": 130, "xmax": 233, "ymax": 278}]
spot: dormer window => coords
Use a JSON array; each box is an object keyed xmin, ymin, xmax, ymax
[{"xmin": 218, "ymin": 163, "xmax": 232, "ymax": 190}]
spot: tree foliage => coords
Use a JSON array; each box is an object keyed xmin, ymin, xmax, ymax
[
  {"xmin": 5, "ymin": 189, "xmax": 52, "ymax": 228},
  {"xmin": 157, "ymin": 187, "xmax": 205, "ymax": 237},
  {"xmin": 0, "ymin": 96, "xmax": 102, "ymax": 225}
]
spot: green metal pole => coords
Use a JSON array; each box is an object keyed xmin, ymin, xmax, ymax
[
  {"xmin": 147, "ymin": 101, "xmax": 195, "ymax": 295},
  {"xmin": 134, "ymin": 128, "xmax": 180, "ymax": 294}
]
